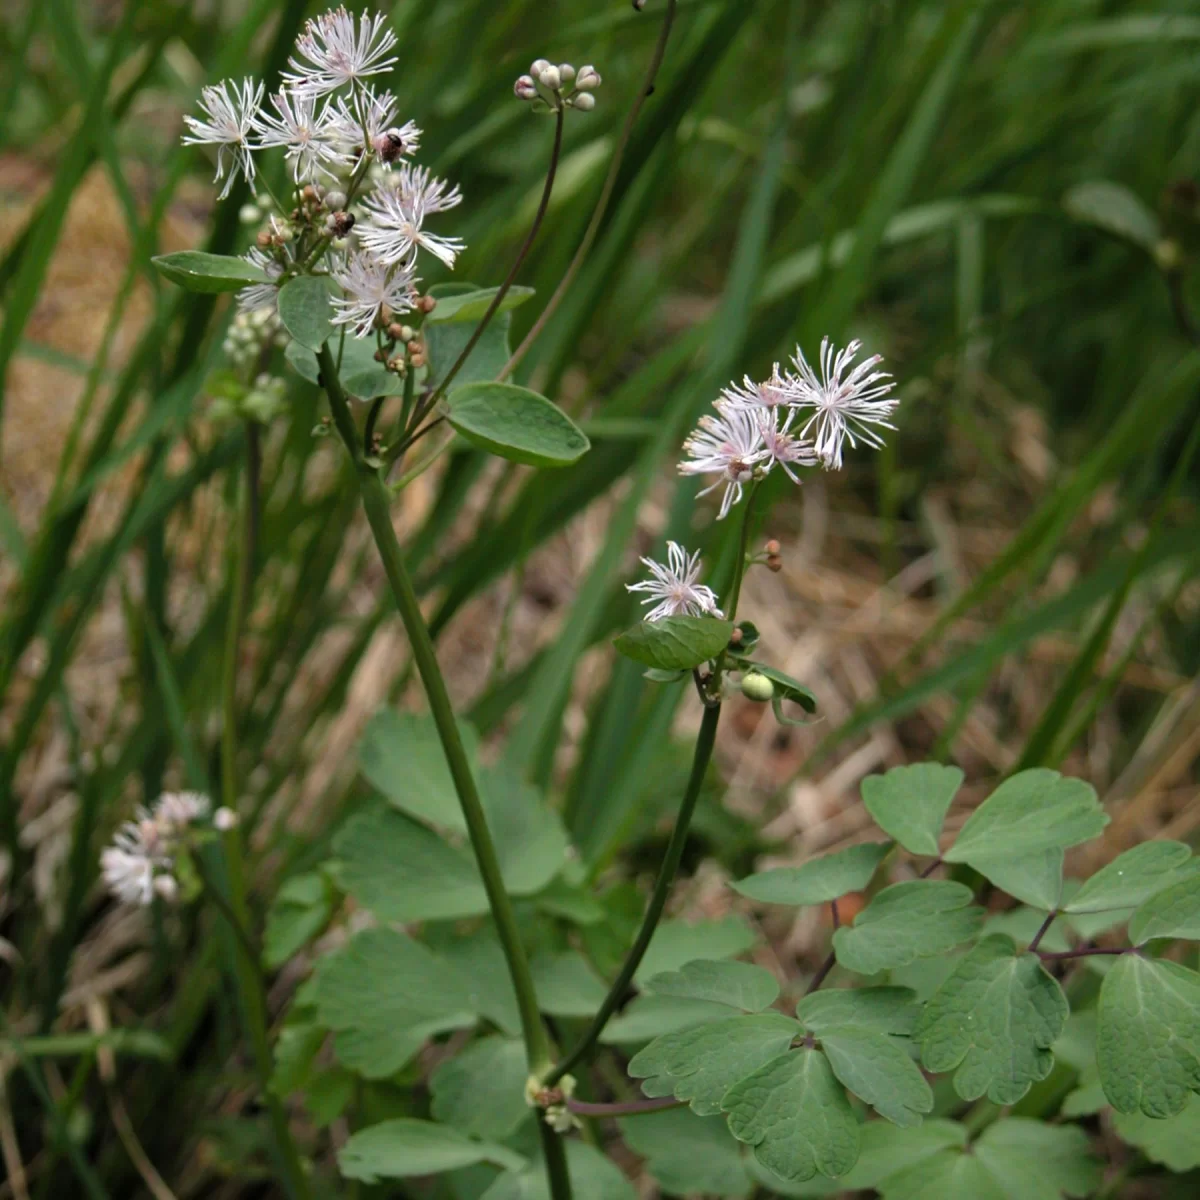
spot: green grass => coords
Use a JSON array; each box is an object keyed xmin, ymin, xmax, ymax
[{"xmin": 2, "ymin": 0, "xmax": 1200, "ymax": 1194}]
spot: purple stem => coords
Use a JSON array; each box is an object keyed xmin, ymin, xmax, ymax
[{"xmin": 566, "ymin": 1096, "xmax": 682, "ymax": 1118}]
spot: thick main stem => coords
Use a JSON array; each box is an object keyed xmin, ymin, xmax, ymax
[
  {"xmin": 318, "ymin": 344, "xmax": 571, "ymax": 1195},
  {"xmin": 218, "ymin": 439, "xmax": 311, "ymax": 1200},
  {"xmin": 545, "ymin": 701, "xmax": 721, "ymax": 1087}
]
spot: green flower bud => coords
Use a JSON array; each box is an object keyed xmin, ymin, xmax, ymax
[{"xmin": 741, "ymin": 672, "xmax": 775, "ymax": 702}]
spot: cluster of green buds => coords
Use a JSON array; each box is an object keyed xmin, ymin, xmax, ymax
[{"xmin": 514, "ymin": 59, "xmax": 602, "ymax": 113}]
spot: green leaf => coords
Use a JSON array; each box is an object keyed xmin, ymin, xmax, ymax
[
  {"xmin": 1129, "ymin": 871, "xmax": 1200, "ymax": 943},
  {"xmin": 852, "ymin": 1119, "xmax": 1099, "ymax": 1200},
  {"xmin": 151, "ymin": 250, "xmax": 268, "ymax": 293},
  {"xmin": 312, "ymin": 928, "xmax": 476, "ymax": 1078},
  {"xmin": 479, "ymin": 762, "xmax": 571, "ymax": 896},
  {"xmin": 1097, "ymin": 955, "xmax": 1200, "ymax": 1116},
  {"xmin": 861, "ymin": 763, "xmax": 963, "ymax": 856},
  {"xmin": 821, "ymin": 1026, "xmax": 933, "ymax": 1127},
  {"xmin": 446, "ymin": 382, "xmax": 590, "ymax": 467},
  {"xmin": 430, "ymin": 1036, "xmax": 530, "ymax": 1141},
  {"xmin": 304, "ymin": 1066, "xmax": 355, "ymax": 1127},
  {"xmin": 915, "ymin": 935, "xmax": 1069, "ymax": 1104},
  {"xmin": 645, "ymin": 959, "xmax": 779, "ymax": 1012},
  {"xmin": 425, "ymin": 307, "xmax": 514, "ymax": 390},
  {"xmin": 833, "ymin": 881, "xmax": 983, "ymax": 975},
  {"xmin": 620, "ymin": 1108, "xmax": 751, "ymax": 1198},
  {"xmin": 601, "ymin": 995, "xmax": 736, "ymax": 1045},
  {"xmin": 723, "ymin": 1049, "xmax": 860, "ymax": 1182},
  {"xmin": 945, "ymin": 770, "xmax": 1107, "ymax": 864},
  {"xmin": 739, "ymin": 663, "xmax": 818, "ymax": 714},
  {"xmin": 839, "ymin": 1119, "xmax": 966, "ymax": 1192},
  {"xmin": 797, "ymin": 987, "xmax": 921, "ymax": 1036},
  {"xmin": 359, "ymin": 709, "xmax": 478, "ymax": 832},
  {"xmin": 636, "ymin": 916, "xmax": 757, "ymax": 982},
  {"xmin": 1065, "ymin": 841, "xmax": 1192, "ymax": 913},
  {"xmin": 1063, "ymin": 180, "xmax": 1161, "ymax": 252},
  {"xmin": 285, "ymin": 337, "xmax": 403, "ymax": 399},
  {"xmin": 277, "ymin": 275, "xmax": 334, "ymax": 351},
  {"xmin": 970, "ymin": 849, "xmax": 1064, "ymax": 911},
  {"xmin": 263, "ymin": 872, "xmax": 334, "ymax": 968},
  {"xmin": 627, "ymin": 1013, "xmax": 801, "ymax": 1115},
  {"xmin": 480, "ymin": 1141, "xmax": 634, "ymax": 1200},
  {"xmin": 984, "ymin": 907, "xmax": 1071, "ymax": 953},
  {"xmin": 338, "ymin": 1119, "xmax": 524, "ymax": 1182},
  {"xmin": 426, "ymin": 285, "xmax": 536, "ymax": 323},
  {"xmin": 1114, "ymin": 1101, "xmax": 1200, "ymax": 1172},
  {"xmin": 613, "ymin": 615, "xmax": 735, "ymax": 672},
  {"xmin": 732, "ymin": 842, "xmax": 890, "ymax": 906},
  {"xmin": 270, "ymin": 1021, "xmax": 325, "ymax": 1097},
  {"xmin": 530, "ymin": 951, "xmax": 608, "ymax": 1017}
]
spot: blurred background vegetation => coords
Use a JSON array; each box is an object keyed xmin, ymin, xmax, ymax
[{"xmin": 2, "ymin": 0, "xmax": 1200, "ymax": 1195}]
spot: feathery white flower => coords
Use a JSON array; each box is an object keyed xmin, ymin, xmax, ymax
[
  {"xmin": 719, "ymin": 366, "xmax": 790, "ymax": 410},
  {"xmin": 252, "ymin": 90, "xmax": 346, "ymax": 182},
  {"xmin": 285, "ymin": 6, "xmax": 399, "ymax": 98},
  {"xmin": 101, "ymin": 844, "xmax": 157, "ymax": 906},
  {"xmin": 155, "ymin": 791, "xmax": 211, "ymax": 831},
  {"xmin": 358, "ymin": 165, "xmax": 465, "ymax": 267},
  {"xmin": 755, "ymin": 407, "xmax": 819, "ymax": 484},
  {"xmin": 678, "ymin": 402, "xmax": 766, "ymax": 519},
  {"xmin": 183, "ymin": 77, "xmax": 264, "ymax": 199},
  {"xmin": 330, "ymin": 249, "xmax": 419, "ymax": 337},
  {"xmin": 785, "ymin": 337, "xmax": 898, "ymax": 470},
  {"xmin": 237, "ymin": 247, "xmax": 284, "ymax": 313},
  {"xmin": 100, "ymin": 792, "xmax": 210, "ymax": 907},
  {"xmin": 627, "ymin": 541, "xmax": 723, "ymax": 623},
  {"xmin": 329, "ymin": 86, "xmax": 420, "ymax": 167}
]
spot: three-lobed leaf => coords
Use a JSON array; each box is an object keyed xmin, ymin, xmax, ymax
[
  {"xmin": 915, "ymin": 935, "xmax": 1069, "ymax": 1104},
  {"xmin": 832, "ymin": 880, "xmax": 983, "ymax": 975},
  {"xmin": 645, "ymin": 959, "xmax": 779, "ymax": 1012},
  {"xmin": 722, "ymin": 1049, "xmax": 860, "ymax": 1182},
  {"xmin": 151, "ymin": 250, "xmax": 268, "ymax": 293},
  {"xmin": 278, "ymin": 274, "xmax": 334, "ymax": 351},
  {"xmin": 820, "ymin": 1026, "xmax": 934, "ymax": 1127},
  {"xmin": 1096, "ymin": 955, "xmax": 1200, "ymax": 1116},
  {"xmin": 861, "ymin": 763, "xmax": 963, "ymax": 856},
  {"xmin": 263, "ymin": 872, "xmax": 334, "ymax": 968},
  {"xmin": 1128, "ymin": 871, "xmax": 1200, "ymax": 943},
  {"xmin": 1113, "ymin": 1103, "xmax": 1200, "ymax": 1173},
  {"xmin": 447, "ymin": 381, "xmax": 590, "ymax": 467},
  {"xmin": 430, "ymin": 1036, "xmax": 530, "ymax": 1141},
  {"xmin": 798, "ymin": 986, "xmax": 921, "ymax": 1036},
  {"xmin": 945, "ymin": 769, "xmax": 1107, "ymax": 865},
  {"xmin": 619, "ymin": 1109, "xmax": 751, "ymax": 1199},
  {"xmin": 1066, "ymin": 841, "xmax": 1192, "ymax": 913},
  {"xmin": 613, "ymin": 615, "xmax": 734, "ymax": 672},
  {"xmin": 338, "ymin": 1119, "xmax": 523, "ymax": 1182},
  {"xmin": 970, "ymin": 848, "xmax": 1064, "ymax": 911},
  {"xmin": 732, "ymin": 842, "xmax": 890, "ymax": 907},
  {"xmin": 628, "ymin": 1013, "xmax": 801, "ymax": 1116}
]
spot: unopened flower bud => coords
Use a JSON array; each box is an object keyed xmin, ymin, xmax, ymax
[
  {"xmin": 153, "ymin": 874, "xmax": 178, "ymax": 902},
  {"xmin": 301, "ymin": 184, "xmax": 318, "ymax": 203},
  {"xmin": 406, "ymin": 339, "xmax": 422, "ymax": 355},
  {"xmin": 399, "ymin": 325, "xmax": 414, "ymax": 342},
  {"xmin": 514, "ymin": 75, "xmax": 538, "ymax": 101},
  {"xmin": 214, "ymin": 807, "xmax": 239, "ymax": 832},
  {"xmin": 387, "ymin": 322, "xmax": 406, "ymax": 340},
  {"xmin": 256, "ymin": 230, "xmax": 272, "ymax": 249},
  {"xmin": 1155, "ymin": 238, "xmax": 1184, "ymax": 273},
  {"xmin": 730, "ymin": 627, "xmax": 744, "ymax": 646},
  {"xmin": 576, "ymin": 65, "xmax": 602, "ymax": 90},
  {"xmin": 634, "ymin": 0, "xmax": 648, "ymax": 10},
  {"xmin": 530, "ymin": 58, "xmax": 552, "ymax": 76},
  {"xmin": 765, "ymin": 539, "xmax": 781, "ymax": 556},
  {"xmin": 558, "ymin": 63, "xmax": 576, "ymax": 84},
  {"xmin": 571, "ymin": 92, "xmax": 596, "ymax": 112},
  {"xmin": 324, "ymin": 190, "xmax": 347, "ymax": 211},
  {"xmin": 741, "ymin": 672, "xmax": 775, "ymax": 703},
  {"xmin": 538, "ymin": 65, "xmax": 562, "ymax": 91},
  {"xmin": 419, "ymin": 295, "xmax": 437, "ymax": 314},
  {"xmin": 410, "ymin": 351, "xmax": 426, "ymax": 368},
  {"xmin": 239, "ymin": 204, "xmax": 261, "ymax": 224}
]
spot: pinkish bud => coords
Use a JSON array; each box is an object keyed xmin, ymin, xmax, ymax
[
  {"xmin": 576, "ymin": 65, "xmax": 602, "ymax": 91},
  {"xmin": 514, "ymin": 74, "xmax": 538, "ymax": 100},
  {"xmin": 571, "ymin": 92, "xmax": 596, "ymax": 112}
]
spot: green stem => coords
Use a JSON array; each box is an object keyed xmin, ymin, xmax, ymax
[
  {"xmin": 722, "ymin": 479, "xmax": 760, "ymax": 618},
  {"xmin": 545, "ymin": 700, "xmax": 721, "ymax": 1087},
  {"xmin": 216, "ymin": 436, "xmax": 311, "ymax": 1200},
  {"xmin": 319, "ymin": 345, "xmax": 571, "ymax": 1194}
]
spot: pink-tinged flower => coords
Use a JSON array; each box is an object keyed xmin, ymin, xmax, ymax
[
  {"xmin": 358, "ymin": 165, "xmax": 465, "ymax": 267},
  {"xmin": 785, "ymin": 337, "xmax": 898, "ymax": 470},
  {"xmin": 678, "ymin": 402, "xmax": 766, "ymax": 519},
  {"xmin": 719, "ymin": 365, "xmax": 791, "ymax": 410},
  {"xmin": 756, "ymin": 407, "xmax": 819, "ymax": 484},
  {"xmin": 155, "ymin": 792, "xmax": 210, "ymax": 831},
  {"xmin": 330, "ymin": 249, "xmax": 419, "ymax": 337},
  {"xmin": 252, "ymin": 89, "xmax": 347, "ymax": 182},
  {"xmin": 182, "ymin": 77, "xmax": 264, "ymax": 199},
  {"xmin": 329, "ymin": 86, "xmax": 421, "ymax": 168},
  {"xmin": 627, "ymin": 541, "xmax": 723, "ymax": 623},
  {"xmin": 284, "ymin": 6, "xmax": 399, "ymax": 98}
]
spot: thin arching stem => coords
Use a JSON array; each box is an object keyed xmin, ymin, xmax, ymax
[
  {"xmin": 502, "ymin": 0, "xmax": 678, "ymax": 379},
  {"xmin": 545, "ymin": 700, "xmax": 721, "ymax": 1088},
  {"xmin": 567, "ymin": 1096, "xmax": 683, "ymax": 1118}
]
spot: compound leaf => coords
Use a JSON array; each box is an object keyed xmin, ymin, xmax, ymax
[
  {"xmin": 619, "ymin": 1108, "xmax": 751, "ymax": 1198},
  {"xmin": 915, "ymin": 935, "xmax": 1069, "ymax": 1104},
  {"xmin": 820, "ymin": 1026, "xmax": 934, "ymax": 1127},
  {"xmin": 339, "ymin": 1119, "xmax": 523, "ymax": 1182},
  {"xmin": 1096, "ymin": 955, "xmax": 1200, "ymax": 1116},
  {"xmin": 970, "ymin": 849, "xmax": 1064, "ymax": 911},
  {"xmin": 946, "ymin": 770, "xmax": 1107, "ymax": 864},
  {"xmin": 732, "ymin": 843, "xmax": 891, "ymax": 907},
  {"xmin": 1065, "ymin": 841, "xmax": 1192, "ymax": 914},
  {"xmin": 1113, "ymin": 1102, "xmax": 1200, "ymax": 1172},
  {"xmin": 645, "ymin": 959, "xmax": 779, "ymax": 1012},
  {"xmin": 1128, "ymin": 871, "xmax": 1200, "ymax": 943},
  {"xmin": 430, "ymin": 1036, "xmax": 530, "ymax": 1141},
  {"xmin": 861, "ymin": 763, "xmax": 963, "ymax": 856},
  {"xmin": 798, "ymin": 987, "xmax": 921, "ymax": 1036},
  {"xmin": 635, "ymin": 916, "xmax": 757, "ymax": 982},
  {"xmin": 722, "ymin": 1049, "xmax": 860, "ymax": 1182},
  {"xmin": 832, "ymin": 881, "xmax": 983, "ymax": 975},
  {"xmin": 628, "ymin": 1013, "xmax": 801, "ymax": 1116}
]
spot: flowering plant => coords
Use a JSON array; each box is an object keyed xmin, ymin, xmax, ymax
[{"xmin": 97, "ymin": 4, "xmax": 1200, "ymax": 1198}]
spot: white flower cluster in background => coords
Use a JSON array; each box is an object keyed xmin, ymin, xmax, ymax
[
  {"xmin": 181, "ymin": 6, "xmax": 466, "ymax": 337},
  {"xmin": 630, "ymin": 337, "xmax": 899, "ymax": 621},
  {"xmin": 101, "ymin": 792, "xmax": 211, "ymax": 906}
]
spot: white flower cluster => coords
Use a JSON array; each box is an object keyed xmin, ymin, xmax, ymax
[
  {"xmin": 629, "ymin": 338, "xmax": 899, "ymax": 621},
  {"xmin": 101, "ymin": 792, "xmax": 211, "ymax": 906},
  {"xmin": 182, "ymin": 7, "xmax": 465, "ymax": 339}
]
